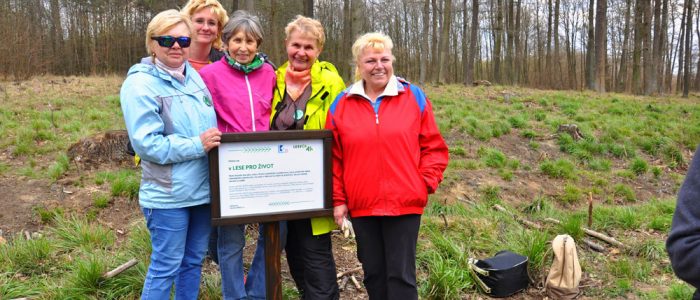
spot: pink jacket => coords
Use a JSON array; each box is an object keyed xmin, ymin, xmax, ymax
[{"xmin": 199, "ymin": 57, "xmax": 276, "ymax": 132}]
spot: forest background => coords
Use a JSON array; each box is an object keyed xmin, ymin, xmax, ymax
[{"xmin": 1, "ymin": 0, "xmax": 698, "ymax": 97}]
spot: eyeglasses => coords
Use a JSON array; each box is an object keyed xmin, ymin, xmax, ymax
[{"xmin": 151, "ymin": 36, "xmax": 191, "ymax": 48}]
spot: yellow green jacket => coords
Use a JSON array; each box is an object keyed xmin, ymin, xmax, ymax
[{"xmin": 271, "ymin": 60, "xmax": 346, "ymax": 235}]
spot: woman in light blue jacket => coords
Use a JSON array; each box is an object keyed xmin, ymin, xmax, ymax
[{"xmin": 120, "ymin": 9, "xmax": 221, "ymax": 300}]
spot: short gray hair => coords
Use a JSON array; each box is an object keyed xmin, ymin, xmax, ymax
[{"xmin": 222, "ymin": 10, "xmax": 264, "ymax": 46}]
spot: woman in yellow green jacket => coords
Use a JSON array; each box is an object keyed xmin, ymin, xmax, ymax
[{"xmin": 270, "ymin": 15, "xmax": 345, "ymax": 299}]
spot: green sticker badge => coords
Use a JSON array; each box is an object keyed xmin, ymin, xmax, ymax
[{"xmin": 203, "ymin": 95, "xmax": 212, "ymax": 106}]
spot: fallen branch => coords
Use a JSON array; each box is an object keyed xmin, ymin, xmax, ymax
[
  {"xmin": 582, "ymin": 238, "xmax": 607, "ymax": 253},
  {"xmin": 457, "ymin": 193, "xmax": 476, "ymax": 206},
  {"xmin": 102, "ymin": 258, "xmax": 138, "ymax": 279},
  {"xmin": 337, "ymin": 266, "xmax": 363, "ymax": 278},
  {"xmin": 338, "ymin": 276, "xmax": 350, "ymax": 291},
  {"xmin": 493, "ymin": 204, "xmax": 542, "ymax": 230},
  {"xmin": 350, "ymin": 275, "xmax": 362, "ymax": 290},
  {"xmin": 439, "ymin": 213, "xmax": 448, "ymax": 227},
  {"xmin": 544, "ymin": 218, "xmax": 626, "ymax": 249}
]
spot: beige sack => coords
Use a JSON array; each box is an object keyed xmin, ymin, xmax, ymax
[{"xmin": 545, "ymin": 234, "xmax": 582, "ymax": 299}]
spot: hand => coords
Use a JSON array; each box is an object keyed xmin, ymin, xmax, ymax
[
  {"xmin": 334, "ymin": 204, "xmax": 348, "ymax": 228},
  {"xmin": 200, "ymin": 128, "xmax": 222, "ymax": 152}
]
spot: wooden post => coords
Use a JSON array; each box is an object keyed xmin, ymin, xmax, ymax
[
  {"xmin": 264, "ymin": 222, "xmax": 282, "ymax": 300},
  {"xmin": 588, "ymin": 192, "xmax": 593, "ymax": 227}
]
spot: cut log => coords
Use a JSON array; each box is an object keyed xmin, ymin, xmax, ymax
[{"xmin": 102, "ymin": 258, "xmax": 138, "ymax": 279}]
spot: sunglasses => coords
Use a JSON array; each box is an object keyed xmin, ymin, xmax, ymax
[{"xmin": 151, "ymin": 36, "xmax": 191, "ymax": 48}]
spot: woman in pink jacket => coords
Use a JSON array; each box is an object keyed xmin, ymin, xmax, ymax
[{"xmin": 199, "ymin": 10, "xmax": 276, "ymax": 300}]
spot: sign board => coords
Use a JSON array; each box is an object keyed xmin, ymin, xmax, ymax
[{"xmin": 209, "ymin": 130, "xmax": 333, "ymax": 225}]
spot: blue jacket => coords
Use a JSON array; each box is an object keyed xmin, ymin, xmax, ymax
[
  {"xmin": 120, "ymin": 60, "xmax": 217, "ymax": 209},
  {"xmin": 667, "ymin": 144, "xmax": 700, "ymax": 299}
]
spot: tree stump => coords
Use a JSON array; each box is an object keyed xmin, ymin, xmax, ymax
[
  {"xmin": 67, "ymin": 130, "xmax": 134, "ymax": 169},
  {"xmin": 557, "ymin": 124, "xmax": 584, "ymax": 140}
]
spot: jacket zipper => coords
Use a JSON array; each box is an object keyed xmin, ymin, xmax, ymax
[
  {"xmin": 245, "ymin": 75, "xmax": 256, "ymax": 132},
  {"xmin": 372, "ymin": 100, "xmax": 384, "ymax": 210}
]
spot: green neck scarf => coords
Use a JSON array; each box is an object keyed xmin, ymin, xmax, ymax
[{"xmin": 225, "ymin": 52, "xmax": 265, "ymax": 74}]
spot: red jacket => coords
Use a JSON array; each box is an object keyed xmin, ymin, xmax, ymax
[{"xmin": 326, "ymin": 78, "xmax": 448, "ymax": 217}]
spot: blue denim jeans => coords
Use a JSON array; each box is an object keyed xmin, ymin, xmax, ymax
[
  {"xmin": 140, "ymin": 204, "xmax": 211, "ymax": 300},
  {"xmin": 218, "ymin": 223, "xmax": 266, "ymax": 300}
]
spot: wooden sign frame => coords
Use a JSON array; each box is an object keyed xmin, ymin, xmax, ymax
[{"xmin": 208, "ymin": 130, "xmax": 333, "ymax": 225}]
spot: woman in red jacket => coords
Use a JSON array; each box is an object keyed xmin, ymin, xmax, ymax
[{"xmin": 326, "ymin": 32, "xmax": 449, "ymax": 300}]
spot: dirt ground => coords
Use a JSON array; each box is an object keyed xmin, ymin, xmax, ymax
[
  {"xmin": 1, "ymin": 131, "xmax": 686, "ymax": 299},
  {"xmin": 0, "ymin": 77, "xmax": 691, "ymax": 298}
]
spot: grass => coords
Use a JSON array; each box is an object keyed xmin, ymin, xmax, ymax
[
  {"xmin": 95, "ymin": 169, "xmax": 140, "ymax": 199},
  {"xmin": 93, "ymin": 193, "xmax": 110, "ymax": 208},
  {"xmin": 613, "ymin": 184, "xmax": 637, "ymax": 202},
  {"xmin": 630, "ymin": 157, "xmax": 649, "ymax": 176},
  {"xmin": 0, "ymin": 234, "xmax": 55, "ymax": 275},
  {"xmin": 540, "ymin": 158, "xmax": 577, "ymax": 179},
  {"xmin": 478, "ymin": 147, "xmax": 507, "ymax": 168},
  {"xmin": 0, "ymin": 76, "xmax": 124, "ymax": 179},
  {"xmin": 50, "ymin": 215, "xmax": 115, "ymax": 251},
  {"xmin": 3, "ymin": 79, "xmax": 700, "ymax": 298},
  {"xmin": 48, "ymin": 153, "xmax": 70, "ymax": 180}
]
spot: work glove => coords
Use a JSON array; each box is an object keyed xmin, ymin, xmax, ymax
[{"xmin": 341, "ymin": 217, "xmax": 355, "ymax": 238}]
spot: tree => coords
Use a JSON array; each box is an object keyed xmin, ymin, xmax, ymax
[
  {"xmin": 585, "ymin": 0, "xmax": 595, "ymax": 90},
  {"xmin": 641, "ymin": 0, "xmax": 653, "ymax": 95},
  {"xmin": 553, "ymin": 0, "xmax": 562, "ymax": 88},
  {"xmin": 438, "ymin": 0, "xmax": 453, "ymax": 84},
  {"xmin": 617, "ymin": 0, "xmax": 633, "ymax": 92},
  {"xmin": 683, "ymin": 0, "xmax": 692, "ymax": 97},
  {"xmin": 594, "ymin": 0, "xmax": 607, "ymax": 92},
  {"xmin": 493, "ymin": 0, "xmax": 504, "ymax": 83},
  {"xmin": 465, "ymin": 0, "xmax": 479, "ymax": 85},
  {"xmin": 303, "ymin": 0, "xmax": 313, "ymax": 17}
]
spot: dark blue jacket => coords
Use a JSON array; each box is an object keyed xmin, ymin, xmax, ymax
[{"xmin": 667, "ymin": 144, "xmax": 700, "ymax": 299}]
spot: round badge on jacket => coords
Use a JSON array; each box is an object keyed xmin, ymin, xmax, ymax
[{"xmin": 294, "ymin": 109, "xmax": 304, "ymax": 120}]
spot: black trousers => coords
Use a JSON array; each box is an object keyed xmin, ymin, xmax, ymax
[
  {"xmin": 352, "ymin": 214, "xmax": 422, "ymax": 300},
  {"xmin": 285, "ymin": 218, "xmax": 339, "ymax": 300}
]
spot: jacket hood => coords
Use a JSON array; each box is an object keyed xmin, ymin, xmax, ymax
[{"xmin": 127, "ymin": 57, "xmax": 157, "ymax": 77}]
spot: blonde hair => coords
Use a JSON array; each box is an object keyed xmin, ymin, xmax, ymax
[
  {"xmin": 284, "ymin": 15, "xmax": 325, "ymax": 50},
  {"xmin": 181, "ymin": 0, "xmax": 229, "ymax": 50},
  {"xmin": 145, "ymin": 9, "xmax": 194, "ymax": 54},
  {"xmin": 351, "ymin": 32, "xmax": 395, "ymax": 80}
]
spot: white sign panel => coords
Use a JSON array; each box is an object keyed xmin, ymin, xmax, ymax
[{"xmin": 217, "ymin": 139, "xmax": 325, "ymax": 217}]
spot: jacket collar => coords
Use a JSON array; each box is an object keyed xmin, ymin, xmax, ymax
[
  {"xmin": 131, "ymin": 57, "xmax": 200, "ymax": 96},
  {"xmin": 276, "ymin": 60, "xmax": 329, "ymax": 101},
  {"xmin": 347, "ymin": 75, "xmax": 402, "ymax": 101}
]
